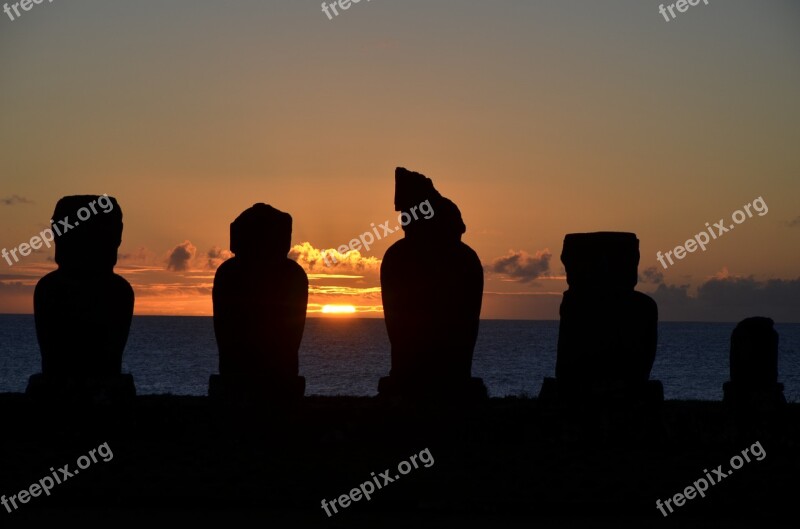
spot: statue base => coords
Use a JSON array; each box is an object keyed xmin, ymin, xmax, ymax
[{"xmin": 26, "ymin": 373, "xmax": 136, "ymax": 406}]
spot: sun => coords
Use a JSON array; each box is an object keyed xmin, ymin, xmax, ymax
[{"xmin": 321, "ymin": 304, "xmax": 357, "ymax": 315}]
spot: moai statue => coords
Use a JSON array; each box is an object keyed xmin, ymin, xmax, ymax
[
  {"xmin": 211, "ymin": 203, "xmax": 308, "ymax": 404},
  {"xmin": 29, "ymin": 194, "xmax": 136, "ymax": 404},
  {"xmin": 542, "ymin": 232, "xmax": 662, "ymax": 408},
  {"xmin": 379, "ymin": 167, "xmax": 486, "ymax": 404},
  {"xmin": 723, "ymin": 316, "xmax": 785, "ymax": 410}
]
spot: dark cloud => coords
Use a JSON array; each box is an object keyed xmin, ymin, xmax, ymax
[
  {"xmin": 640, "ymin": 266, "xmax": 665, "ymax": 285},
  {"xmin": 0, "ymin": 195, "xmax": 33, "ymax": 206},
  {"xmin": 650, "ymin": 276, "xmax": 800, "ymax": 322},
  {"xmin": 487, "ymin": 249, "xmax": 551, "ymax": 283},
  {"xmin": 651, "ymin": 282, "xmax": 692, "ymax": 305},
  {"xmin": 166, "ymin": 241, "xmax": 196, "ymax": 272}
]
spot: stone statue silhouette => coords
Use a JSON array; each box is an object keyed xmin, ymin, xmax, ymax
[
  {"xmin": 29, "ymin": 194, "xmax": 135, "ymax": 402},
  {"xmin": 541, "ymin": 232, "xmax": 662, "ymax": 410},
  {"xmin": 724, "ymin": 316, "xmax": 785, "ymax": 409},
  {"xmin": 379, "ymin": 167, "xmax": 486, "ymax": 402},
  {"xmin": 211, "ymin": 203, "xmax": 308, "ymax": 402}
]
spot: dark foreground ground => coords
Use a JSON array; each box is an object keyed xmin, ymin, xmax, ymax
[{"xmin": 0, "ymin": 393, "xmax": 798, "ymax": 528}]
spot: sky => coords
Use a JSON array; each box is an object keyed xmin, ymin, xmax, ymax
[{"xmin": 0, "ymin": 0, "xmax": 798, "ymax": 321}]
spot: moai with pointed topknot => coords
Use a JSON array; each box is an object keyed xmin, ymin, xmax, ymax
[{"xmin": 379, "ymin": 167, "xmax": 486, "ymax": 404}]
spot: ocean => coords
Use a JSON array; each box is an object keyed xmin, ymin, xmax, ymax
[{"xmin": 0, "ymin": 315, "xmax": 798, "ymax": 402}]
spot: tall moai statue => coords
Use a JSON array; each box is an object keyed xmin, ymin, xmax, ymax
[
  {"xmin": 379, "ymin": 167, "xmax": 486, "ymax": 403},
  {"xmin": 29, "ymin": 194, "xmax": 136, "ymax": 403},
  {"xmin": 211, "ymin": 203, "xmax": 308, "ymax": 403},
  {"xmin": 543, "ymin": 232, "xmax": 662, "ymax": 405},
  {"xmin": 723, "ymin": 316, "xmax": 785, "ymax": 409}
]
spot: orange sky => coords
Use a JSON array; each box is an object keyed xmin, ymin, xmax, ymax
[{"xmin": 1, "ymin": 1, "xmax": 798, "ymax": 321}]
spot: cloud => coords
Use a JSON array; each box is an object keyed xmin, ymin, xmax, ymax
[
  {"xmin": 651, "ymin": 282, "xmax": 692, "ymax": 305},
  {"xmin": 290, "ymin": 242, "xmax": 380, "ymax": 273},
  {"xmin": 640, "ymin": 266, "xmax": 665, "ymax": 285},
  {"xmin": 128, "ymin": 244, "xmax": 231, "ymax": 272},
  {"xmin": 487, "ymin": 249, "xmax": 551, "ymax": 283},
  {"xmin": 697, "ymin": 275, "xmax": 798, "ymax": 309},
  {"xmin": 166, "ymin": 240, "xmax": 196, "ymax": 272},
  {"xmin": 288, "ymin": 242, "xmax": 328, "ymax": 271},
  {"xmin": 118, "ymin": 246, "xmax": 158, "ymax": 266},
  {"xmin": 0, "ymin": 195, "xmax": 33, "ymax": 206},
  {"xmin": 205, "ymin": 246, "xmax": 233, "ymax": 270},
  {"xmin": 0, "ymin": 280, "xmax": 32, "ymax": 293},
  {"xmin": 0, "ymin": 273, "xmax": 38, "ymax": 281},
  {"xmin": 712, "ymin": 266, "xmax": 732, "ymax": 280},
  {"xmin": 163, "ymin": 241, "xmax": 374, "ymax": 274},
  {"xmin": 650, "ymin": 272, "xmax": 800, "ymax": 322},
  {"xmin": 132, "ymin": 283, "xmax": 213, "ymax": 297},
  {"xmin": 309, "ymin": 285, "xmax": 382, "ymax": 297}
]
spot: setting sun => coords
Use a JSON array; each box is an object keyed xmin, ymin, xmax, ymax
[{"xmin": 321, "ymin": 304, "xmax": 357, "ymax": 315}]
